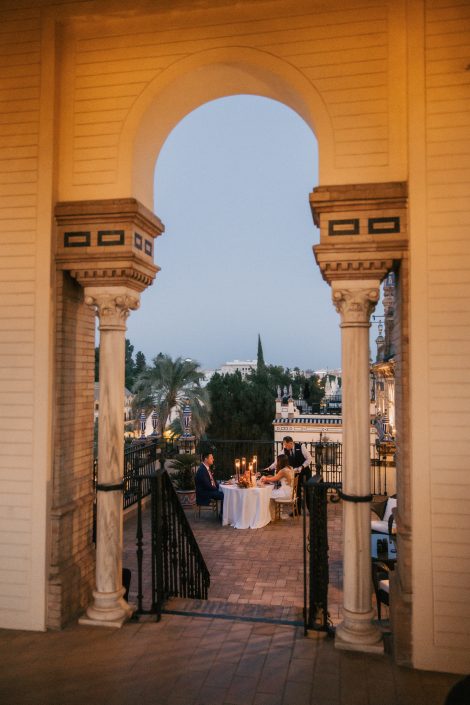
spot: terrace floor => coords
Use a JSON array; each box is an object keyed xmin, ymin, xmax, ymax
[
  {"xmin": 123, "ymin": 499, "xmax": 343, "ymax": 625},
  {"xmin": 0, "ymin": 503, "xmax": 464, "ymax": 705}
]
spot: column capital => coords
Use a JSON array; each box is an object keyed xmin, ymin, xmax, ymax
[
  {"xmin": 332, "ymin": 279, "xmax": 380, "ymax": 326},
  {"xmin": 84, "ymin": 286, "xmax": 140, "ymax": 331}
]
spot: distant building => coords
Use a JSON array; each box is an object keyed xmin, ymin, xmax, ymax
[
  {"xmin": 201, "ymin": 369, "xmax": 215, "ymax": 387},
  {"xmin": 371, "ymin": 272, "xmax": 397, "ymax": 440},
  {"xmin": 219, "ymin": 359, "xmax": 257, "ymax": 379}
]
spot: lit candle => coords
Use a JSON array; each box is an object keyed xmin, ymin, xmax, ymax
[
  {"xmin": 252, "ymin": 455, "xmax": 257, "ymax": 474},
  {"xmin": 241, "ymin": 457, "xmax": 246, "ymax": 475},
  {"xmin": 235, "ymin": 459, "xmax": 240, "ymax": 479}
]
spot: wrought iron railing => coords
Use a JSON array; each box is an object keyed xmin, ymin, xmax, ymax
[
  {"xmin": 199, "ymin": 438, "xmax": 393, "ymax": 495},
  {"xmin": 93, "ymin": 437, "xmax": 393, "ymax": 526},
  {"xmin": 123, "ymin": 439, "xmax": 159, "ymax": 509},
  {"xmin": 135, "ymin": 467, "xmax": 210, "ymax": 619},
  {"xmin": 201, "ymin": 438, "xmax": 344, "ymax": 486},
  {"xmin": 274, "ymin": 440, "xmax": 343, "ymax": 486},
  {"xmin": 199, "ymin": 439, "xmax": 274, "ymax": 480},
  {"xmin": 303, "ymin": 477, "xmax": 339, "ymax": 635},
  {"xmin": 370, "ymin": 440, "xmax": 396, "ymax": 496},
  {"xmin": 93, "ymin": 440, "xmax": 160, "ymax": 513}
]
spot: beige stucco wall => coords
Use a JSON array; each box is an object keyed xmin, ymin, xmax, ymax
[
  {"xmin": 0, "ymin": 3, "xmax": 54, "ymax": 631},
  {"xmin": 0, "ymin": 0, "xmax": 469, "ymax": 673},
  {"xmin": 409, "ymin": 0, "xmax": 470, "ymax": 674}
]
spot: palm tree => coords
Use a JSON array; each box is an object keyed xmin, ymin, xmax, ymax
[{"xmin": 132, "ymin": 353, "xmax": 211, "ymax": 437}]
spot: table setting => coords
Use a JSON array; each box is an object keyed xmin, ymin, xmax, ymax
[{"xmin": 220, "ymin": 455, "xmax": 273, "ymax": 529}]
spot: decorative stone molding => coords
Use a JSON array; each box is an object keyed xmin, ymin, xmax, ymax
[
  {"xmin": 332, "ymin": 282, "xmax": 380, "ymax": 325},
  {"xmin": 311, "ymin": 182, "xmax": 407, "ymax": 285},
  {"xmin": 84, "ymin": 288, "xmax": 140, "ymax": 331},
  {"xmin": 55, "ymin": 198, "xmax": 164, "ymax": 292}
]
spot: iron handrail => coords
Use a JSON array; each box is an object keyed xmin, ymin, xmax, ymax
[{"xmin": 135, "ymin": 466, "xmax": 210, "ymax": 620}]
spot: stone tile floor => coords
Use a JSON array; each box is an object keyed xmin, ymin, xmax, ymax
[
  {"xmin": 0, "ymin": 615, "xmax": 462, "ymax": 705},
  {"xmin": 0, "ymin": 503, "xmax": 463, "ymax": 704}
]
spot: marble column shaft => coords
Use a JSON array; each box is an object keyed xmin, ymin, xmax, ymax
[
  {"xmin": 80, "ymin": 286, "xmax": 140, "ymax": 627},
  {"xmin": 332, "ymin": 279, "xmax": 383, "ymax": 652}
]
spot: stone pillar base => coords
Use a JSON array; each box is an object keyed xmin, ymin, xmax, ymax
[
  {"xmin": 335, "ymin": 608, "xmax": 383, "ymax": 654},
  {"xmin": 335, "ymin": 631, "xmax": 384, "ymax": 655},
  {"xmin": 78, "ymin": 587, "xmax": 135, "ymax": 628}
]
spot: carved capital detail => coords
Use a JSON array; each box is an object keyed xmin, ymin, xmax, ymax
[
  {"xmin": 332, "ymin": 282, "xmax": 380, "ymax": 326},
  {"xmin": 84, "ymin": 288, "xmax": 140, "ymax": 331}
]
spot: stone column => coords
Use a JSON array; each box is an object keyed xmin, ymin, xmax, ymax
[
  {"xmin": 332, "ymin": 279, "xmax": 383, "ymax": 653},
  {"xmin": 79, "ymin": 286, "xmax": 139, "ymax": 628}
]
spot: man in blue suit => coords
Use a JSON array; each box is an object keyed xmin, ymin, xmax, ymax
[{"xmin": 195, "ymin": 451, "xmax": 223, "ymax": 519}]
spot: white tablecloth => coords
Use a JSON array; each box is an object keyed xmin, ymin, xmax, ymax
[{"xmin": 220, "ymin": 484, "xmax": 273, "ymax": 529}]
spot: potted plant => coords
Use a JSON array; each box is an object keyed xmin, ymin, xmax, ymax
[{"xmin": 170, "ymin": 453, "xmax": 199, "ymax": 508}]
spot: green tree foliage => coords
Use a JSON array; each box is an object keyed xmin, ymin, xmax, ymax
[
  {"xmin": 135, "ymin": 350, "xmax": 147, "ymax": 376},
  {"xmin": 133, "ymin": 353, "xmax": 211, "ymax": 437},
  {"xmin": 257, "ymin": 333, "xmax": 265, "ymax": 370},
  {"xmin": 125, "ymin": 339, "xmax": 135, "ymax": 390},
  {"xmin": 206, "ymin": 365, "xmax": 323, "ymax": 440}
]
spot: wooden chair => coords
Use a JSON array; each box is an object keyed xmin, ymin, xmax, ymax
[
  {"xmin": 273, "ymin": 475, "xmax": 299, "ymax": 521},
  {"xmin": 194, "ymin": 498, "xmax": 219, "ymax": 519}
]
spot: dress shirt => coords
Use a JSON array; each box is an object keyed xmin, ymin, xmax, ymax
[
  {"xmin": 267, "ymin": 443, "xmax": 313, "ymax": 472},
  {"xmin": 204, "ymin": 462, "xmax": 216, "ymax": 487}
]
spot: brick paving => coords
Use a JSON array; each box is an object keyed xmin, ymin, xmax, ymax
[
  {"xmin": 0, "ymin": 502, "xmax": 463, "ymax": 704},
  {"xmin": 123, "ymin": 500, "xmax": 345, "ymax": 625}
]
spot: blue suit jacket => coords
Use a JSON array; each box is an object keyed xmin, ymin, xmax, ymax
[{"xmin": 195, "ymin": 463, "xmax": 220, "ymax": 505}]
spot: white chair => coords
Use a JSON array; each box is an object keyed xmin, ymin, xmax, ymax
[
  {"xmin": 371, "ymin": 496, "xmax": 397, "ymax": 534},
  {"xmin": 273, "ymin": 475, "xmax": 299, "ymax": 521}
]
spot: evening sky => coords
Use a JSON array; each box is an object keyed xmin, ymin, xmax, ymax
[{"xmin": 126, "ymin": 95, "xmax": 382, "ymax": 370}]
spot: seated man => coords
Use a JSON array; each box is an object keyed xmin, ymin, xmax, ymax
[{"xmin": 195, "ymin": 451, "xmax": 224, "ymax": 518}]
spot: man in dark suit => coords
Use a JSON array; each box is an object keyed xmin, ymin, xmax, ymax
[{"xmin": 195, "ymin": 451, "xmax": 224, "ymax": 518}]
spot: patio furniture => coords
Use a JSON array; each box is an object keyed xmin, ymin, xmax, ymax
[
  {"xmin": 372, "ymin": 560, "xmax": 390, "ymax": 620},
  {"xmin": 371, "ymin": 495, "xmax": 397, "ymax": 534},
  {"xmin": 273, "ymin": 474, "xmax": 300, "ymax": 520},
  {"xmin": 194, "ymin": 497, "xmax": 219, "ymax": 519},
  {"xmin": 220, "ymin": 482, "xmax": 273, "ymax": 529}
]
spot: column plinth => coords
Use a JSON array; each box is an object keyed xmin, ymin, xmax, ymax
[
  {"xmin": 332, "ymin": 280, "xmax": 383, "ymax": 653},
  {"xmin": 79, "ymin": 286, "xmax": 140, "ymax": 628}
]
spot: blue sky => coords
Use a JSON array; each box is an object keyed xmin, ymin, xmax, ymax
[{"xmin": 126, "ymin": 95, "xmax": 382, "ymax": 370}]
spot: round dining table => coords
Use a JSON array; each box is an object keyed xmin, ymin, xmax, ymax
[{"xmin": 220, "ymin": 482, "xmax": 273, "ymax": 529}]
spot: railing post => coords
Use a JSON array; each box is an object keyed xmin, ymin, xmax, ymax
[
  {"xmin": 153, "ymin": 472, "xmax": 164, "ymax": 621},
  {"xmin": 306, "ymin": 475, "xmax": 333, "ymax": 635},
  {"xmin": 136, "ymin": 476, "xmax": 144, "ymax": 614}
]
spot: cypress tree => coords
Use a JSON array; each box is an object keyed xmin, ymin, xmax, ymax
[{"xmin": 257, "ymin": 333, "xmax": 265, "ymax": 370}]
